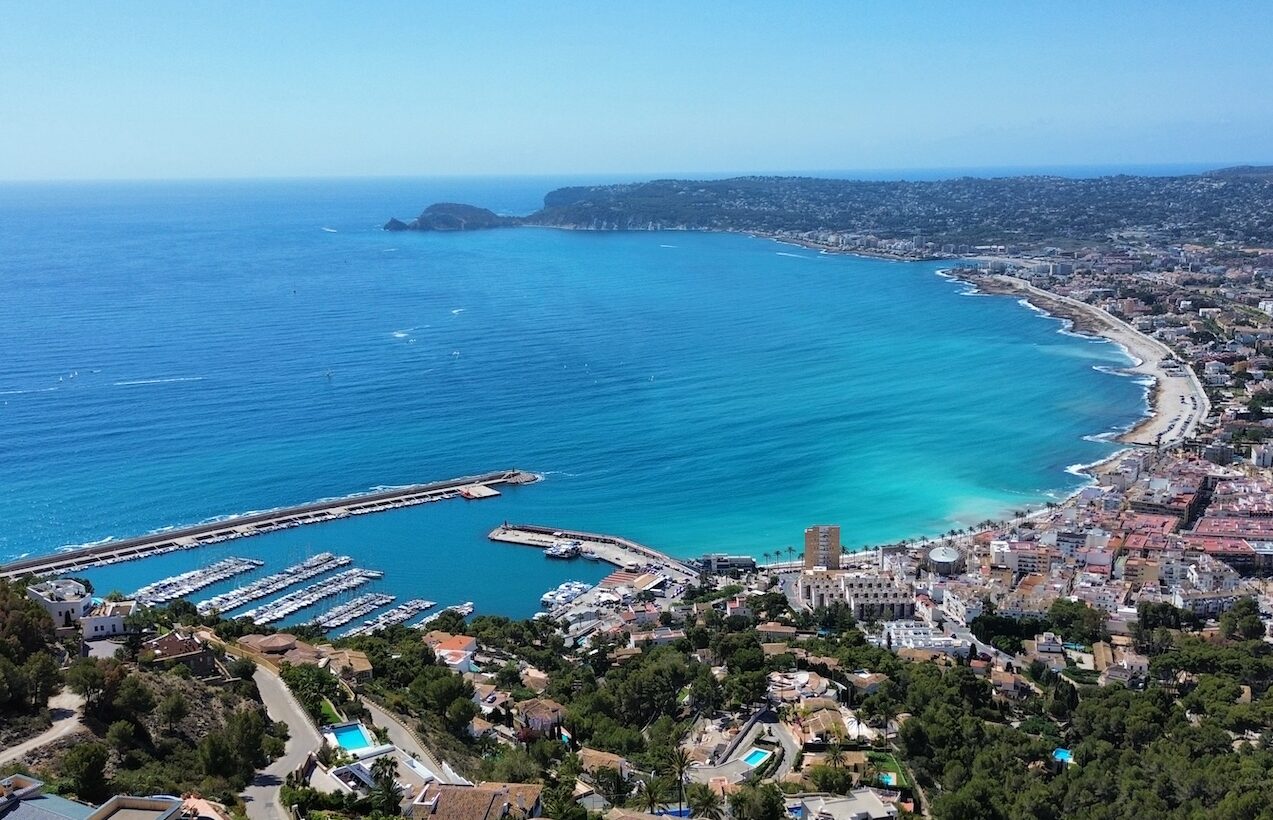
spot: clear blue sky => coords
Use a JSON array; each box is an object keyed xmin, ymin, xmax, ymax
[{"xmin": 2, "ymin": 1, "xmax": 1271, "ymax": 180}]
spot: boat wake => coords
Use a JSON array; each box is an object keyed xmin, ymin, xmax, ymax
[
  {"xmin": 321, "ymin": 227, "xmax": 338, "ymax": 233},
  {"xmin": 114, "ymin": 376, "xmax": 205, "ymax": 387}
]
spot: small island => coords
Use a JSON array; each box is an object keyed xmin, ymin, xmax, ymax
[{"xmin": 383, "ymin": 202, "xmax": 520, "ymax": 232}]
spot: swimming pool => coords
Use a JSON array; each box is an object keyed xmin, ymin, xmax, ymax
[
  {"xmin": 742, "ymin": 748, "xmax": 772, "ymax": 767},
  {"xmin": 1053, "ymin": 748, "xmax": 1073, "ymax": 764},
  {"xmin": 332, "ymin": 723, "xmax": 373, "ymax": 751},
  {"xmin": 879, "ymin": 772, "xmax": 897, "ymax": 786}
]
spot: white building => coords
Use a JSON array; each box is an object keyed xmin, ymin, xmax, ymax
[
  {"xmin": 940, "ymin": 583, "xmax": 985, "ymax": 626},
  {"xmin": 1187, "ymin": 556, "xmax": 1240, "ymax": 593},
  {"xmin": 1253, "ymin": 443, "xmax": 1273, "ymax": 469},
  {"xmin": 799, "ymin": 568, "xmax": 914, "ymax": 620},
  {"xmin": 81, "ymin": 600, "xmax": 139, "ymax": 640},
  {"xmin": 876, "ymin": 621, "xmax": 969, "ymax": 656},
  {"xmin": 27, "ymin": 579, "xmax": 92, "ymax": 628}
]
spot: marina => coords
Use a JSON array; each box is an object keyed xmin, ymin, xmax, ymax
[
  {"xmin": 338, "ymin": 598, "xmax": 436, "ymax": 638},
  {"xmin": 311, "ymin": 592, "xmax": 396, "ymax": 630},
  {"xmin": 413, "ymin": 602, "xmax": 475, "ymax": 628},
  {"xmin": 239, "ymin": 568, "xmax": 384, "ymax": 625},
  {"xmin": 131, "ymin": 557, "xmax": 264, "ymax": 605},
  {"xmin": 0, "ymin": 469, "xmax": 538, "ymax": 581},
  {"xmin": 196, "ymin": 552, "xmax": 352, "ymax": 615}
]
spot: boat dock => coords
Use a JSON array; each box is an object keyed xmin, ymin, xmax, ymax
[
  {"xmin": 131, "ymin": 557, "xmax": 264, "ymax": 605},
  {"xmin": 488, "ymin": 523, "xmax": 700, "ymax": 585},
  {"xmin": 240, "ymin": 567, "xmax": 384, "ymax": 625},
  {"xmin": 413, "ymin": 602, "xmax": 475, "ymax": 628},
  {"xmin": 311, "ymin": 592, "xmax": 396, "ymax": 630},
  {"xmin": 0, "ymin": 469, "xmax": 538, "ymax": 581},
  {"xmin": 339, "ymin": 598, "xmax": 436, "ymax": 638},
  {"xmin": 196, "ymin": 552, "xmax": 352, "ymax": 615}
]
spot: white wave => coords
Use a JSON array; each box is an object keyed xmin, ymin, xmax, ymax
[
  {"xmin": 451, "ymin": 308, "xmax": 465, "ymax": 315},
  {"xmin": 321, "ymin": 227, "xmax": 338, "ymax": 233},
  {"xmin": 392, "ymin": 331, "xmax": 410, "ymax": 339},
  {"xmin": 659, "ymin": 244, "xmax": 677, "ymax": 248},
  {"xmin": 0, "ymin": 386, "xmax": 59, "ymax": 395},
  {"xmin": 382, "ymin": 248, "xmax": 398, "ymax": 252},
  {"xmin": 114, "ymin": 376, "xmax": 204, "ymax": 387},
  {"xmin": 58, "ymin": 535, "xmax": 116, "ymax": 552},
  {"xmin": 775, "ymin": 252, "xmax": 812, "ymax": 259}
]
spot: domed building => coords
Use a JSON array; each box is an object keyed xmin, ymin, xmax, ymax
[{"xmin": 927, "ymin": 545, "xmax": 965, "ymax": 576}]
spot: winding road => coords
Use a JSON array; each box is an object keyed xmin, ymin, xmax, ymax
[{"xmin": 241, "ymin": 667, "xmax": 323, "ymax": 820}]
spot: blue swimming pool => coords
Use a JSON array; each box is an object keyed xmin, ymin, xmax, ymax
[
  {"xmin": 743, "ymin": 748, "xmax": 772, "ymax": 767},
  {"xmin": 1053, "ymin": 748, "xmax": 1073, "ymax": 764},
  {"xmin": 332, "ymin": 723, "xmax": 373, "ymax": 751},
  {"xmin": 879, "ymin": 772, "xmax": 897, "ymax": 786}
]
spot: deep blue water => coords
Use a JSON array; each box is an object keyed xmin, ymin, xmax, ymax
[{"xmin": 0, "ymin": 178, "xmax": 1144, "ymax": 619}]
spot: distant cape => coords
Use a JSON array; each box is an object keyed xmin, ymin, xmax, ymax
[{"xmin": 383, "ymin": 202, "xmax": 521, "ymax": 232}]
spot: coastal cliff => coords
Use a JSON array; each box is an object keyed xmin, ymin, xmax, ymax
[
  {"xmin": 383, "ymin": 202, "xmax": 520, "ymax": 232},
  {"xmin": 387, "ymin": 170, "xmax": 1273, "ymax": 246}
]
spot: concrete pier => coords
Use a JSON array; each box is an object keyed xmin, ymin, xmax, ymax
[
  {"xmin": 1, "ymin": 469, "xmax": 538, "ymax": 581},
  {"xmin": 488, "ymin": 523, "xmax": 699, "ymax": 584}
]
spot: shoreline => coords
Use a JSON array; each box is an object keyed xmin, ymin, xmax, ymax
[{"xmin": 947, "ymin": 271, "xmax": 1210, "ymax": 448}]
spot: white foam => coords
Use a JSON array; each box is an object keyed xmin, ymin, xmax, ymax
[
  {"xmin": 451, "ymin": 308, "xmax": 465, "ymax": 315},
  {"xmin": 392, "ymin": 331, "xmax": 409, "ymax": 339},
  {"xmin": 775, "ymin": 252, "xmax": 812, "ymax": 259},
  {"xmin": 114, "ymin": 376, "xmax": 205, "ymax": 386},
  {"xmin": 0, "ymin": 386, "xmax": 59, "ymax": 395},
  {"xmin": 321, "ymin": 227, "xmax": 338, "ymax": 233},
  {"xmin": 659, "ymin": 244, "xmax": 677, "ymax": 248}
]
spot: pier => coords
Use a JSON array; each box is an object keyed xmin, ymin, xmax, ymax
[
  {"xmin": 488, "ymin": 523, "xmax": 699, "ymax": 584},
  {"xmin": 240, "ymin": 568, "xmax": 384, "ymax": 625},
  {"xmin": 339, "ymin": 598, "xmax": 436, "ymax": 638},
  {"xmin": 196, "ymin": 552, "xmax": 352, "ymax": 615},
  {"xmin": 0, "ymin": 469, "xmax": 538, "ymax": 581},
  {"xmin": 132, "ymin": 557, "xmax": 264, "ymax": 605},
  {"xmin": 311, "ymin": 592, "xmax": 396, "ymax": 630}
]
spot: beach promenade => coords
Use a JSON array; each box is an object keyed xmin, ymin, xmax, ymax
[
  {"xmin": 986, "ymin": 275, "xmax": 1210, "ymax": 447},
  {"xmin": 0, "ymin": 470, "xmax": 538, "ymax": 581}
]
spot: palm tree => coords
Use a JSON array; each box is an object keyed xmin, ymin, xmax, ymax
[
  {"xmin": 786, "ymin": 545, "xmax": 796, "ymax": 563},
  {"xmin": 540, "ymin": 785, "xmax": 577, "ymax": 820},
  {"xmin": 369, "ymin": 755, "xmax": 401, "ymax": 814},
  {"xmin": 686, "ymin": 782, "xmax": 724, "ymax": 819},
  {"xmin": 825, "ymin": 741, "xmax": 846, "ymax": 770},
  {"xmin": 638, "ymin": 778, "xmax": 670, "ymax": 814},
  {"xmin": 662, "ymin": 747, "xmax": 693, "ymax": 814}
]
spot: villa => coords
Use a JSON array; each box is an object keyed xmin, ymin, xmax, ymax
[
  {"xmin": 799, "ymin": 788, "xmax": 898, "ymax": 820},
  {"xmin": 26, "ymin": 579, "xmax": 91, "ymax": 628},
  {"xmin": 514, "ymin": 697, "xmax": 567, "ymax": 735}
]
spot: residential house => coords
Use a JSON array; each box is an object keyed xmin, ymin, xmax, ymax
[{"xmin": 515, "ymin": 698, "xmax": 566, "ymax": 735}]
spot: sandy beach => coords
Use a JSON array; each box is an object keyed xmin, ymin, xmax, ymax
[{"xmin": 977, "ymin": 275, "xmax": 1210, "ymax": 447}]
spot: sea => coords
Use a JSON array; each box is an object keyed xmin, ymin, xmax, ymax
[{"xmin": 0, "ymin": 176, "xmax": 1147, "ymax": 620}]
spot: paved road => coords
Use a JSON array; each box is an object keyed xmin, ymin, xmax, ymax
[
  {"xmin": 242, "ymin": 667, "xmax": 323, "ymax": 820},
  {"xmin": 0, "ymin": 691, "xmax": 85, "ymax": 766},
  {"xmin": 361, "ymin": 698, "xmax": 453, "ymax": 783}
]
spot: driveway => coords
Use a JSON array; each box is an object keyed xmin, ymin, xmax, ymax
[
  {"xmin": 242, "ymin": 667, "xmax": 323, "ymax": 820},
  {"xmin": 0, "ymin": 691, "xmax": 85, "ymax": 766}
]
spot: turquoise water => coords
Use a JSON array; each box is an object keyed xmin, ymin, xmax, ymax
[
  {"xmin": 880, "ymin": 772, "xmax": 898, "ymax": 786},
  {"xmin": 0, "ymin": 179, "xmax": 1144, "ymax": 618},
  {"xmin": 332, "ymin": 723, "xmax": 373, "ymax": 751},
  {"xmin": 743, "ymin": 748, "xmax": 772, "ymax": 767}
]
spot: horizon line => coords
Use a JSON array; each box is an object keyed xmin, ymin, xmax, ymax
[{"xmin": 0, "ymin": 159, "xmax": 1267, "ymax": 186}]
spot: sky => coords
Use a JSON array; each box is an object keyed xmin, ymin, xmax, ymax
[{"xmin": 2, "ymin": 1, "xmax": 1271, "ymax": 180}]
